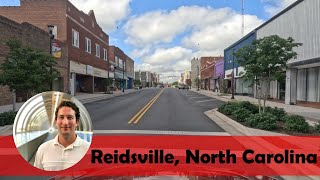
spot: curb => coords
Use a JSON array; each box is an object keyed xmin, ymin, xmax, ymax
[{"xmin": 206, "ymin": 109, "xmax": 288, "ymax": 136}]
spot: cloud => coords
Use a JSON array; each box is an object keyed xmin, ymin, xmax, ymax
[
  {"xmin": 262, "ymin": 0, "xmax": 297, "ymax": 16},
  {"xmin": 142, "ymin": 47, "xmax": 192, "ymax": 65},
  {"xmin": 126, "ymin": 5, "xmax": 263, "ymax": 81},
  {"xmin": 124, "ymin": 6, "xmax": 236, "ymax": 47},
  {"xmin": 69, "ymin": 0, "xmax": 131, "ymax": 33}
]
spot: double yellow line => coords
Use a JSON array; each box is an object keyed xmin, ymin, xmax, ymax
[{"xmin": 128, "ymin": 89, "xmax": 165, "ymax": 124}]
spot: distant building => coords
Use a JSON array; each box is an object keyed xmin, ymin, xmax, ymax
[
  {"xmin": 191, "ymin": 57, "xmax": 200, "ymax": 89},
  {"xmin": 200, "ymin": 57, "xmax": 221, "ymax": 90}
]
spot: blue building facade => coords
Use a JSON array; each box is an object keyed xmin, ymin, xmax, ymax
[{"xmin": 224, "ymin": 31, "xmax": 257, "ymax": 96}]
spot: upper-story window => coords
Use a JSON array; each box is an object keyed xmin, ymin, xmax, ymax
[
  {"xmin": 80, "ymin": 17, "xmax": 85, "ymax": 23},
  {"xmin": 85, "ymin": 37, "xmax": 91, "ymax": 53},
  {"xmin": 119, "ymin": 59, "xmax": 123, "ymax": 69},
  {"xmin": 72, "ymin": 29, "xmax": 79, "ymax": 48},
  {"xmin": 96, "ymin": 44, "xmax": 100, "ymax": 58},
  {"xmin": 52, "ymin": 25, "xmax": 58, "ymax": 39},
  {"xmin": 103, "ymin": 48, "xmax": 107, "ymax": 61},
  {"xmin": 115, "ymin": 56, "xmax": 119, "ymax": 66}
]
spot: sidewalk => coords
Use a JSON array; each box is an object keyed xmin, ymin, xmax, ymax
[
  {"xmin": 191, "ymin": 89, "xmax": 320, "ymax": 126},
  {"xmin": 0, "ymin": 89, "xmax": 140, "ymax": 114},
  {"xmin": 0, "ymin": 89, "xmax": 140, "ymax": 135}
]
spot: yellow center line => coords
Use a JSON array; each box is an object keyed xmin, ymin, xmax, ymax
[
  {"xmin": 134, "ymin": 89, "xmax": 164, "ymax": 124},
  {"xmin": 128, "ymin": 89, "xmax": 164, "ymax": 124}
]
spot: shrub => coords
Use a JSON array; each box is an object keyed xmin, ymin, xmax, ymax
[
  {"xmin": 246, "ymin": 113, "xmax": 277, "ymax": 130},
  {"xmin": 238, "ymin": 101, "xmax": 259, "ymax": 114},
  {"xmin": 218, "ymin": 102, "xmax": 239, "ymax": 115},
  {"xmin": 0, "ymin": 111, "xmax": 17, "ymax": 126},
  {"xmin": 283, "ymin": 115, "xmax": 310, "ymax": 133},
  {"xmin": 315, "ymin": 123, "xmax": 320, "ymax": 133},
  {"xmin": 231, "ymin": 108, "xmax": 252, "ymax": 122},
  {"xmin": 265, "ymin": 107, "xmax": 287, "ymax": 121}
]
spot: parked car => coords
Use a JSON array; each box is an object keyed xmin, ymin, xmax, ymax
[{"xmin": 178, "ymin": 85, "xmax": 189, "ymax": 90}]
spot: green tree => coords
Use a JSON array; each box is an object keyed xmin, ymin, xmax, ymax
[
  {"xmin": 235, "ymin": 35, "xmax": 301, "ymax": 113},
  {"xmin": 172, "ymin": 81, "xmax": 178, "ymax": 86},
  {"xmin": 103, "ymin": 77, "xmax": 114, "ymax": 93},
  {"xmin": 194, "ymin": 78, "xmax": 200, "ymax": 89},
  {"xmin": 0, "ymin": 39, "xmax": 60, "ymax": 105},
  {"xmin": 134, "ymin": 79, "xmax": 141, "ymax": 87}
]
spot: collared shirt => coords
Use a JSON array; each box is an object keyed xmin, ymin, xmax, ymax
[{"xmin": 34, "ymin": 135, "xmax": 90, "ymax": 171}]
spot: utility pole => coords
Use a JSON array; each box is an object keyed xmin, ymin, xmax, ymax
[
  {"xmin": 231, "ymin": 49, "xmax": 235, "ymax": 99},
  {"xmin": 242, "ymin": 0, "xmax": 244, "ymax": 37},
  {"xmin": 197, "ymin": 65, "xmax": 200, "ymax": 91}
]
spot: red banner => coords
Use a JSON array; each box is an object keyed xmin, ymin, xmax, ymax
[{"xmin": 1, "ymin": 135, "xmax": 320, "ymax": 177}]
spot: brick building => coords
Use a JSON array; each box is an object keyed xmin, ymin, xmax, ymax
[
  {"xmin": 126, "ymin": 57, "xmax": 134, "ymax": 89},
  {"xmin": 0, "ymin": 0, "xmax": 110, "ymax": 95},
  {"xmin": 0, "ymin": 15, "xmax": 68, "ymax": 105},
  {"xmin": 200, "ymin": 57, "xmax": 221, "ymax": 90},
  {"xmin": 108, "ymin": 46, "xmax": 129, "ymax": 90}
]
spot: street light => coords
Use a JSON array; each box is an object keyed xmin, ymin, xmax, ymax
[
  {"xmin": 48, "ymin": 25, "xmax": 55, "ymax": 91},
  {"xmin": 231, "ymin": 49, "xmax": 235, "ymax": 99},
  {"xmin": 197, "ymin": 65, "xmax": 200, "ymax": 91}
]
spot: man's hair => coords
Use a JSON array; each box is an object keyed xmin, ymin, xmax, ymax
[{"xmin": 55, "ymin": 101, "xmax": 80, "ymax": 121}]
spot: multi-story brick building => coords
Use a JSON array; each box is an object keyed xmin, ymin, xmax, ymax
[
  {"xmin": 108, "ymin": 46, "xmax": 129, "ymax": 90},
  {"xmin": 0, "ymin": 0, "xmax": 110, "ymax": 95},
  {"xmin": 200, "ymin": 57, "xmax": 221, "ymax": 90},
  {"xmin": 0, "ymin": 15, "xmax": 68, "ymax": 106},
  {"xmin": 126, "ymin": 57, "xmax": 134, "ymax": 89}
]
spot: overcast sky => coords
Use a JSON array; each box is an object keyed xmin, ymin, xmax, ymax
[{"xmin": 1, "ymin": 0, "xmax": 297, "ymax": 83}]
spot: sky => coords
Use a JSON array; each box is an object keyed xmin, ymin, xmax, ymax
[{"xmin": 0, "ymin": 0, "xmax": 298, "ymax": 83}]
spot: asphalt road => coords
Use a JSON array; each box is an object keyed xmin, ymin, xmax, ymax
[{"xmin": 85, "ymin": 88, "xmax": 226, "ymax": 133}]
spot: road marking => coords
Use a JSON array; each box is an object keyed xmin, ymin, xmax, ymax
[
  {"xmin": 128, "ymin": 89, "xmax": 164, "ymax": 124},
  {"xmin": 196, "ymin": 99, "xmax": 216, "ymax": 103},
  {"xmin": 93, "ymin": 130, "xmax": 230, "ymax": 136}
]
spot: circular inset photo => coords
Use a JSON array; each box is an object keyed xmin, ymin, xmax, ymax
[{"xmin": 13, "ymin": 91, "xmax": 93, "ymax": 171}]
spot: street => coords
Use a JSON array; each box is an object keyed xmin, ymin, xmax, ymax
[{"xmin": 85, "ymin": 88, "xmax": 227, "ymax": 134}]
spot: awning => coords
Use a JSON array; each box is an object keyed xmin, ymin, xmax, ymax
[{"xmin": 114, "ymin": 71, "xmax": 128, "ymax": 80}]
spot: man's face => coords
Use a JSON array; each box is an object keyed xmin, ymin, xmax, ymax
[{"xmin": 55, "ymin": 106, "xmax": 79, "ymax": 137}]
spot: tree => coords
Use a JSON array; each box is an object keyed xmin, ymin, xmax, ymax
[
  {"xmin": 103, "ymin": 77, "xmax": 114, "ymax": 93},
  {"xmin": 134, "ymin": 80, "xmax": 141, "ymax": 87},
  {"xmin": 194, "ymin": 77, "xmax": 200, "ymax": 90},
  {"xmin": 0, "ymin": 39, "xmax": 60, "ymax": 107},
  {"xmin": 172, "ymin": 81, "xmax": 178, "ymax": 86},
  {"xmin": 235, "ymin": 35, "xmax": 301, "ymax": 113}
]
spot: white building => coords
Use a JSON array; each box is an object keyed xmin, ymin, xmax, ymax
[{"xmin": 256, "ymin": 0, "xmax": 320, "ymax": 104}]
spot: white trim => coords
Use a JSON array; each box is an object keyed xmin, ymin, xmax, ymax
[
  {"xmin": 85, "ymin": 37, "xmax": 91, "ymax": 53},
  {"xmin": 95, "ymin": 44, "xmax": 100, "ymax": 58},
  {"xmin": 66, "ymin": 14, "xmax": 108, "ymax": 46},
  {"xmin": 71, "ymin": 29, "xmax": 79, "ymax": 48},
  {"xmin": 103, "ymin": 48, "xmax": 107, "ymax": 61}
]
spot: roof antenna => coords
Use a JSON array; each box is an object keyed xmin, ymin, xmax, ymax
[{"xmin": 242, "ymin": 0, "xmax": 244, "ymax": 37}]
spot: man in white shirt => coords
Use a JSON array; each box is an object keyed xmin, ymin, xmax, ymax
[{"xmin": 34, "ymin": 101, "xmax": 90, "ymax": 171}]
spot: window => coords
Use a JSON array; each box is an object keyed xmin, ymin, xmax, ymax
[
  {"xmin": 96, "ymin": 44, "xmax": 100, "ymax": 57},
  {"xmin": 103, "ymin": 48, "xmax": 107, "ymax": 61},
  {"xmin": 119, "ymin": 59, "xmax": 123, "ymax": 68},
  {"xmin": 72, "ymin": 29, "xmax": 79, "ymax": 48},
  {"xmin": 85, "ymin": 37, "xmax": 91, "ymax": 53},
  {"xmin": 52, "ymin": 25, "xmax": 58, "ymax": 39},
  {"xmin": 115, "ymin": 56, "xmax": 119, "ymax": 66}
]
